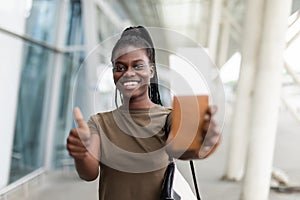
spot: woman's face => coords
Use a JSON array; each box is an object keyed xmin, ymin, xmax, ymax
[{"xmin": 112, "ymin": 45, "xmax": 154, "ymax": 100}]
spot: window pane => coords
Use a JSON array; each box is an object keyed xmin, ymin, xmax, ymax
[
  {"xmin": 9, "ymin": 0, "xmax": 59, "ymax": 183},
  {"xmin": 53, "ymin": 0, "xmax": 85, "ymax": 169}
]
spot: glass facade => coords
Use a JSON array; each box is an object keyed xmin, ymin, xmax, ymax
[
  {"xmin": 9, "ymin": 0, "xmax": 86, "ymax": 181},
  {"xmin": 53, "ymin": 0, "xmax": 85, "ymax": 169},
  {"xmin": 9, "ymin": 0, "xmax": 60, "ymax": 183}
]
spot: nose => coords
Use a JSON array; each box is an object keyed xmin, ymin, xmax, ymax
[{"xmin": 123, "ymin": 67, "xmax": 135, "ymax": 77}]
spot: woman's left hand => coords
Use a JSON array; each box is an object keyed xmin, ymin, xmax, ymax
[{"xmin": 198, "ymin": 105, "xmax": 221, "ymax": 158}]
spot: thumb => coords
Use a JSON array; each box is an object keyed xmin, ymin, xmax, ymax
[{"xmin": 74, "ymin": 107, "xmax": 89, "ymax": 131}]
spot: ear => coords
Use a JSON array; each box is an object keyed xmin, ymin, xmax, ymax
[{"xmin": 150, "ymin": 65, "xmax": 155, "ymax": 78}]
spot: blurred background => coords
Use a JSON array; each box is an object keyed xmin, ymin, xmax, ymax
[{"xmin": 0, "ymin": 0, "xmax": 299, "ymax": 199}]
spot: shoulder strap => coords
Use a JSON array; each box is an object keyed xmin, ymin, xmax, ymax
[
  {"xmin": 190, "ymin": 161, "xmax": 202, "ymax": 200},
  {"xmin": 164, "ymin": 112, "xmax": 201, "ymax": 200},
  {"xmin": 164, "ymin": 112, "xmax": 171, "ymax": 138}
]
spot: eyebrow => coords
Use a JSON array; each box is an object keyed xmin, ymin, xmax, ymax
[
  {"xmin": 114, "ymin": 59, "xmax": 146, "ymax": 65},
  {"xmin": 113, "ymin": 61, "xmax": 125, "ymax": 65}
]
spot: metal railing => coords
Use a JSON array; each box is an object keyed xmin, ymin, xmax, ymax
[{"xmin": 0, "ymin": 26, "xmax": 86, "ymax": 53}]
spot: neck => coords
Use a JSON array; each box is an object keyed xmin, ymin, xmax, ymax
[{"xmin": 122, "ymin": 95, "xmax": 156, "ymax": 109}]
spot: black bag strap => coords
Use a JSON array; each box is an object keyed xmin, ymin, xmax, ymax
[
  {"xmin": 190, "ymin": 161, "xmax": 201, "ymax": 200},
  {"xmin": 164, "ymin": 112, "xmax": 202, "ymax": 200},
  {"xmin": 164, "ymin": 112, "xmax": 171, "ymax": 138},
  {"xmin": 160, "ymin": 161, "xmax": 175, "ymax": 200}
]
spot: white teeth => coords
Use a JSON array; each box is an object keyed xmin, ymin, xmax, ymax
[{"xmin": 123, "ymin": 81, "xmax": 138, "ymax": 86}]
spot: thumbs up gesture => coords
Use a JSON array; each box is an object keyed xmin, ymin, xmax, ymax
[{"xmin": 67, "ymin": 107, "xmax": 91, "ymax": 160}]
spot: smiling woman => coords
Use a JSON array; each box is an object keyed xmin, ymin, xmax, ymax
[
  {"xmin": 112, "ymin": 46, "xmax": 155, "ymax": 106},
  {"xmin": 66, "ymin": 26, "xmax": 221, "ymax": 200},
  {"xmin": 113, "ymin": 27, "xmax": 163, "ymax": 104}
]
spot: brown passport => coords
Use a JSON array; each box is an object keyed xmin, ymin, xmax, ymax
[{"xmin": 167, "ymin": 95, "xmax": 209, "ymax": 159}]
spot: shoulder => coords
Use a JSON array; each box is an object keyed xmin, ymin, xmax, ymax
[
  {"xmin": 88, "ymin": 110, "xmax": 115, "ymax": 125},
  {"xmin": 153, "ymin": 105, "xmax": 172, "ymax": 114},
  {"xmin": 87, "ymin": 110, "xmax": 116, "ymax": 134}
]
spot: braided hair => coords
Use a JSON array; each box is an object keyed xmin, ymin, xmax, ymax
[{"xmin": 111, "ymin": 26, "xmax": 162, "ymax": 105}]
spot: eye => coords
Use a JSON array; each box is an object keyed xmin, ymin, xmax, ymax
[
  {"xmin": 113, "ymin": 64, "xmax": 126, "ymax": 72},
  {"xmin": 133, "ymin": 64, "xmax": 145, "ymax": 70}
]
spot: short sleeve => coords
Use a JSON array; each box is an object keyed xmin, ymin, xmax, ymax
[{"xmin": 87, "ymin": 115, "xmax": 100, "ymax": 135}]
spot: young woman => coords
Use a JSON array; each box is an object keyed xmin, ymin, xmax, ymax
[{"xmin": 66, "ymin": 26, "xmax": 220, "ymax": 200}]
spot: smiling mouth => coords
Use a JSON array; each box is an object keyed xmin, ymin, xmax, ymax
[
  {"xmin": 120, "ymin": 80, "xmax": 141, "ymax": 90},
  {"xmin": 123, "ymin": 81, "xmax": 139, "ymax": 86}
]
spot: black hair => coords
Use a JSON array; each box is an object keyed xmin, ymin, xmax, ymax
[{"xmin": 111, "ymin": 26, "xmax": 162, "ymax": 105}]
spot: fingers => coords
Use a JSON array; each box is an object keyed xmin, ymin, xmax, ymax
[
  {"xmin": 67, "ymin": 143, "xmax": 87, "ymax": 153},
  {"xmin": 198, "ymin": 125, "xmax": 221, "ymax": 158},
  {"xmin": 66, "ymin": 143, "xmax": 88, "ymax": 159},
  {"xmin": 68, "ymin": 151, "xmax": 88, "ymax": 160},
  {"xmin": 202, "ymin": 118, "xmax": 221, "ymax": 144},
  {"xmin": 202, "ymin": 105, "xmax": 219, "ymax": 133},
  {"xmin": 68, "ymin": 129, "xmax": 89, "ymax": 146},
  {"xmin": 208, "ymin": 105, "xmax": 217, "ymax": 114},
  {"xmin": 202, "ymin": 105, "xmax": 217, "ymax": 128},
  {"xmin": 74, "ymin": 107, "xmax": 89, "ymax": 130},
  {"xmin": 203, "ymin": 129, "xmax": 220, "ymax": 147},
  {"xmin": 67, "ymin": 114, "xmax": 91, "ymax": 160},
  {"xmin": 199, "ymin": 106, "xmax": 221, "ymax": 157},
  {"xmin": 73, "ymin": 107, "xmax": 91, "ymax": 143},
  {"xmin": 67, "ymin": 129, "xmax": 86, "ymax": 156}
]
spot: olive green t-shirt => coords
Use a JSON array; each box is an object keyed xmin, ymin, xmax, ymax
[{"xmin": 88, "ymin": 105, "xmax": 172, "ymax": 200}]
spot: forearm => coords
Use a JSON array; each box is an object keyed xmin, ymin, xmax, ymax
[{"xmin": 74, "ymin": 153, "xmax": 99, "ymax": 181}]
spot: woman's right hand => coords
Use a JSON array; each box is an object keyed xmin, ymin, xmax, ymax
[{"xmin": 66, "ymin": 107, "xmax": 91, "ymax": 160}]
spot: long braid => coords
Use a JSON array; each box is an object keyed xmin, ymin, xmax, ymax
[
  {"xmin": 150, "ymin": 72, "xmax": 162, "ymax": 105},
  {"xmin": 112, "ymin": 26, "xmax": 163, "ymax": 105}
]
